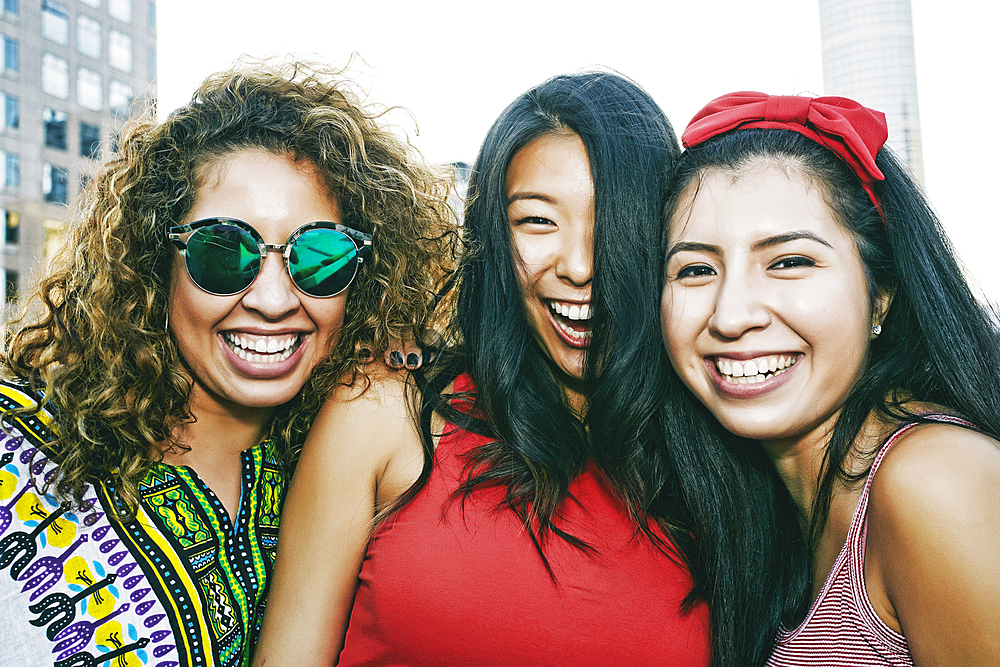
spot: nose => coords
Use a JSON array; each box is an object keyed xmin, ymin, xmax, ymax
[
  {"xmin": 708, "ymin": 271, "xmax": 771, "ymax": 339},
  {"xmin": 240, "ymin": 251, "xmax": 301, "ymax": 319},
  {"xmin": 555, "ymin": 226, "xmax": 594, "ymax": 287}
]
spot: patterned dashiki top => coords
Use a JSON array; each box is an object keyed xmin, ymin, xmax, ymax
[{"xmin": 0, "ymin": 378, "xmax": 286, "ymax": 667}]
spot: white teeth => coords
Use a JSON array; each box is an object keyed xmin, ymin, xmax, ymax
[
  {"xmin": 223, "ymin": 332, "xmax": 301, "ymax": 364},
  {"xmin": 548, "ymin": 300, "xmax": 592, "ymax": 321},
  {"xmin": 553, "ymin": 318, "xmax": 593, "ymax": 342},
  {"xmin": 715, "ymin": 354, "xmax": 798, "ymax": 384}
]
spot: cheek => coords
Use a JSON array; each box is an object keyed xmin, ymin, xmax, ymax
[
  {"xmin": 660, "ymin": 285, "xmax": 702, "ymax": 360},
  {"xmin": 310, "ymin": 297, "xmax": 349, "ymax": 349}
]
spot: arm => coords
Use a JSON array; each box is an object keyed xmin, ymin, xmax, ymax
[
  {"xmin": 253, "ymin": 369, "xmax": 425, "ymax": 667},
  {"xmin": 865, "ymin": 423, "xmax": 1000, "ymax": 666}
]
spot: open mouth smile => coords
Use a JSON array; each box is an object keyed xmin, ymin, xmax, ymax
[
  {"xmin": 715, "ymin": 354, "xmax": 799, "ymax": 384},
  {"xmin": 546, "ymin": 299, "xmax": 592, "ymax": 346},
  {"xmin": 223, "ymin": 332, "xmax": 303, "ymax": 364}
]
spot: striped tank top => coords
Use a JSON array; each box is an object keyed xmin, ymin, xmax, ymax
[{"xmin": 767, "ymin": 414, "xmax": 971, "ymax": 666}]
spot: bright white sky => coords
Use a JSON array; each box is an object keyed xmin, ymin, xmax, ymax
[{"xmin": 157, "ymin": 0, "xmax": 999, "ymax": 302}]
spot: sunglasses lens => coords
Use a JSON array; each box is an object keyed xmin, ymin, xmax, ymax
[
  {"xmin": 287, "ymin": 228, "xmax": 359, "ymax": 297},
  {"xmin": 185, "ymin": 224, "xmax": 260, "ymax": 295}
]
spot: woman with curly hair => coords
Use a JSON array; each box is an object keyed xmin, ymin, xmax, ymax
[
  {"xmin": 255, "ymin": 71, "xmax": 781, "ymax": 667},
  {"xmin": 0, "ymin": 60, "xmax": 454, "ymax": 666}
]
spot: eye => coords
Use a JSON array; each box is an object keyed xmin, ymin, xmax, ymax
[
  {"xmin": 675, "ymin": 264, "xmax": 716, "ymax": 279},
  {"xmin": 769, "ymin": 255, "xmax": 816, "ymax": 270},
  {"xmin": 513, "ymin": 215, "xmax": 555, "ymax": 227}
]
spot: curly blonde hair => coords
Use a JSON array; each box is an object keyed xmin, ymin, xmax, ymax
[{"xmin": 3, "ymin": 58, "xmax": 457, "ymax": 508}]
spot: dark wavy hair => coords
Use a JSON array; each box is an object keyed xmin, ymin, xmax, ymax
[
  {"xmin": 663, "ymin": 128, "xmax": 1000, "ymax": 654},
  {"xmin": 3, "ymin": 58, "xmax": 456, "ymax": 510},
  {"xmin": 434, "ymin": 69, "xmax": 679, "ymax": 546}
]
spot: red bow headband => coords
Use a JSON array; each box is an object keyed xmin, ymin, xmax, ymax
[{"xmin": 681, "ymin": 91, "xmax": 889, "ymax": 220}]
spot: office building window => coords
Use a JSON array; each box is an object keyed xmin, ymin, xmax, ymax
[
  {"xmin": 42, "ymin": 53, "xmax": 69, "ymax": 98},
  {"xmin": 3, "ymin": 209, "xmax": 18, "ymax": 244},
  {"xmin": 44, "ymin": 163, "xmax": 68, "ymax": 204},
  {"xmin": 3, "ymin": 0, "xmax": 17, "ymax": 14},
  {"xmin": 44, "ymin": 108, "xmax": 67, "ymax": 149},
  {"xmin": 108, "ymin": 0, "xmax": 130, "ymax": 22},
  {"xmin": 109, "ymin": 30, "xmax": 132, "ymax": 72},
  {"xmin": 148, "ymin": 47, "xmax": 156, "ymax": 79},
  {"xmin": 148, "ymin": 1, "xmax": 155, "ymax": 28},
  {"xmin": 2, "ymin": 36, "xmax": 18, "ymax": 73},
  {"xmin": 77, "ymin": 67, "xmax": 102, "ymax": 111},
  {"xmin": 41, "ymin": 1, "xmax": 69, "ymax": 45},
  {"xmin": 4, "ymin": 269, "xmax": 18, "ymax": 305},
  {"xmin": 77, "ymin": 15, "xmax": 102, "ymax": 60},
  {"xmin": 109, "ymin": 80, "xmax": 131, "ymax": 117},
  {"xmin": 2, "ymin": 92, "xmax": 17, "ymax": 129},
  {"xmin": 80, "ymin": 121, "xmax": 101, "ymax": 159},
  {"xmin": 1, "ymin": 151, "xmax": 19, "ymax": 187}
]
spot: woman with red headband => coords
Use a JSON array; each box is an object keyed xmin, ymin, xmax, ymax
[{"xmin": 660, "ymin": 91, "xmax": 1000, "ymax": 664}]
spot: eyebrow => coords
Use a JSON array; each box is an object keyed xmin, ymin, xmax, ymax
[
  {"xmin": 666, "ymin": 230, "xmax": 833, "ymax": 261},
  {"xmin": 508, "ymin": 191, "xmax": 556, "ymax": 205},
  {"xmin": 752, "ymin": 231, "xmax": 833, "ymax": 251}
]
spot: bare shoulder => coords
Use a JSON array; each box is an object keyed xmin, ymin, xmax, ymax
[
  {"xmin": 314, "ymin": 363, "xmax": 420, "ymax": 440},
  {"xmin": 306, "ymin": 362, "xmax": 426, "ymax": 509},
  {"xmin": 865, "ymin": 421, "xmax": 1000, "ymax": 660},
  {"xmin": 870, "ymin": 420, "xmax": 1000, "ymax": 517}
]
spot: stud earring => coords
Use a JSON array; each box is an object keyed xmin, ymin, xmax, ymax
[{"xmin": 871, "ymin": 324, "xmax": 882, "ymax": 336}]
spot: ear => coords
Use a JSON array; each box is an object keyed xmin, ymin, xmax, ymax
[{"xmin": 871, "ymin": 286, "xmax": 895, "ymax": 338}]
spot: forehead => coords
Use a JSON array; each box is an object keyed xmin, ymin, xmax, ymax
[
  {"xmin": 185, "ymin": 149, "xmax": 340, "ymax": 240},
  {"xmin": 670, "ymin": 162, "xmax": 846, "ymax": 244},
  {"xmin": 506, "ymin": 132, "xmax": 593, "ymax": 197}
]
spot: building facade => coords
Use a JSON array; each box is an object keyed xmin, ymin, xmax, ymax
[
  {"xmin": 819, "ymin": 0, "xmax": 923, "ymax": 180},
  {"xmin": 0, "ymin": 0, "xmax": 155, "ymax": 317}
]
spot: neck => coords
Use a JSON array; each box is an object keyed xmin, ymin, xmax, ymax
[
  {"xmin": 760, "ymin": 408, "xmax": 893, "ymax": 524},
  {"xmin": 563, "ymin": 379, "xmax": 588, "ymax": 418},
  {"xmin": 162, "ymin": 387, "xmax": 274, "ymax": 465}
]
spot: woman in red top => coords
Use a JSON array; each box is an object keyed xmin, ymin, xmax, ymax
[
  {"xmin": 660, "ymin": 92, "xmax": 1000, "ymax": 664},
  {"xmin": 256, "ymin": 73, "xmax": 782, "ymax": 667}
]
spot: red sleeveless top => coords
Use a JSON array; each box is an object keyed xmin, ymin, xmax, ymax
[{"xmin": 337, "ymin": 375, "xmax": 710, "ymax": 666}]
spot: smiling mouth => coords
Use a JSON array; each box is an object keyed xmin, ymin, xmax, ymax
[
  {"xmin": 223, "ymin": 332, "xmax": 303, "ymax": 363},
  {"xmin": 715, "ymin": 354, "xmax": 799, "ymax": 384},
  {"xmin": 546, "ymin": 299, "xmax": 592, "ymax": 344}
]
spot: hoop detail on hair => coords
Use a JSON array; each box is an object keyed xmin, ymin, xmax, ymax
[{"xmin": 682, "ymin": 92, "xmax": 889, "ymax": 223}]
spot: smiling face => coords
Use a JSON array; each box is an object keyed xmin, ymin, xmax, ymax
[
  {"xmin": 661, "ymin": 162, "xmax": 884, "ymax": 449},
  {"xmin": 507, "ymin": 132, "xmax": 595, "ymax": 392},
  {"xmin": 169, "ymin": 149, "xmax": 347, "ymax": 418}
]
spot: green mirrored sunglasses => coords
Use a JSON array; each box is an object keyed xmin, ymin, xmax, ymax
[{"xmin": 168, "ymin": 218, "xmax": 372, "ymax": 298}]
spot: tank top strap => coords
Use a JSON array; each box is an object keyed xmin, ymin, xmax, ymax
[
  {"xmin": 846, "ymin": 413, "xmax": 974, "ymax": 595},
  {"xmin": 850, "ymin": 413, "xmax": 973, "ymax": 545}
]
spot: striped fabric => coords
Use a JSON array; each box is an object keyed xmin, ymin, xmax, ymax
[{"xmin": 768, "ymin": 414, "xmax": 970, "ymax": 666}]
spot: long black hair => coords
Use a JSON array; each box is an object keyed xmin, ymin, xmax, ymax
[
  {"xmin": 664, "ymin": 127, "xmax": 1000, "ymax": 635},
  {"xmin": 442, "ymin": 70, "xmax": 679, "ymax": 544}
]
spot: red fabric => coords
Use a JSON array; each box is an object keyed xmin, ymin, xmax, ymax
[
  {"xmin": 682, "ymin": 91, "xmax": 888, "ymax": 218},
  {"xmin": 337, "ymin": 375, "xmax": 710, "ymax": 666}
]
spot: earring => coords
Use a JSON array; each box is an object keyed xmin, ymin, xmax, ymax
[{"xmin": 871, "ymin": 324, "xmax": 882, "ymax": 336}]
